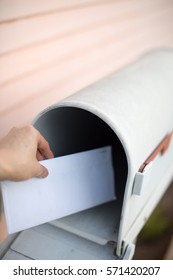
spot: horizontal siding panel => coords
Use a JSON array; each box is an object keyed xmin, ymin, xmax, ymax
[
  {"xmin": 1, "ymin": 6, "xmax": 171, "ymax": 86},
  {"xmin": 1, "ymin": 0, "xmax": 170, "ymax": 23},
  {"xmin": 0, "ymin": 17, "xmax": 140, "ymax": 86},
  {"xmin": 0, "ymin": 3, "xmax": 173, "ymax": 86},
  {"xmin": 0, "ymin": 34, "xmax": 136, "ymax": 116},
  {"xmin": 0, "ymin": 5, "xmax": 173, "ymax": 114},
  {"xmin": 0, "ymin": 0, "xmax": 169, "ymax": 55},
  {"xmin": 0, "ymin": 2, "xmax": 134, "ymax": 54},
  {"xmin": 0, "ymin": 0, "xmax": 104, "ymax": 22}
]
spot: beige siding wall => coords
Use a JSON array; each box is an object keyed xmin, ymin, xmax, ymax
[{"xmin": 0, "ymin": 0, "xmax": 173, "ymax": 139}]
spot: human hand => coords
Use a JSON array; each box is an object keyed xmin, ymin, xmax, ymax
[{"xmin": 0, "ymin": 125, "xmax": 54, "ymax": 181}]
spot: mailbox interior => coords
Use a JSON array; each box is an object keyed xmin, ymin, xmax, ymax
[{"xmin": 34, "ymin": 106, "xmax": 128, "ymax": 258}]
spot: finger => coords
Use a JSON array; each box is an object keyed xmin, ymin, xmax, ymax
[
  {"xmin": 36, "ymin": 150, "xmax": 46, "ymax": 161},
  {"xmin": 34, "ymin": 164, "xmax": 49, "ymax": 179},
  {"xmin": 37, "ymin": 133, "xmax": 54, "ymax": 159}
]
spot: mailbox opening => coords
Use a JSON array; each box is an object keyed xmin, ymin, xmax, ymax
[{"xmin": 34, "ymin": 106, "xmax": 128, "ymax": 247}]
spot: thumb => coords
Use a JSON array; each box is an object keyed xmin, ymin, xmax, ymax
[{"xmin": 35, "ymin": 163, "xmax": 49, "ymax": 179}]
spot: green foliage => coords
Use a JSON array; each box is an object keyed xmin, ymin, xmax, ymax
[{"xmin": 139, "ymin": 206, "xmax": 171, "ymax": 242}]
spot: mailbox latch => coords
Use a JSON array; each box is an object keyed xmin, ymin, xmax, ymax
[
  {"xmin": 132, "ymin": 132, "xmax": 173, "ymax": 196},
  {"xmin": 139, "ymin": 132, "xmax": 173, "ymax": 173}
]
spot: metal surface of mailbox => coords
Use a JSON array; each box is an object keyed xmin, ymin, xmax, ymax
[{"xmin": 33, "ymin": 50, "xmax": 173, "ymax": 259}]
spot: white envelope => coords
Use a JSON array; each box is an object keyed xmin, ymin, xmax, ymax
[{"xmin": 1, "ymin": 146, "xmax": 116, "ymax": 234}]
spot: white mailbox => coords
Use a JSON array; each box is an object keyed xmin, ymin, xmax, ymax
[{"xmin": 1, "ymin": 50, "xmax": 173, "ymax": 260}]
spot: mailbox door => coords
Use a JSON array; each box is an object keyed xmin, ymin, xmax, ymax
[{"xmin": 2, "ymin": 203, "xmax": 134, "ymax": 260}]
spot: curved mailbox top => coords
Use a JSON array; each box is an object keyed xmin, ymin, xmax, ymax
[{"xmin": 55, "ymin": 50, "xmax": 173, "ymax": 173}]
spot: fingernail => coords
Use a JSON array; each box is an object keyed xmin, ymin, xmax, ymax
[{"xmin": 37, "ymin": 167, "xmax": 49, "ymax": 178}]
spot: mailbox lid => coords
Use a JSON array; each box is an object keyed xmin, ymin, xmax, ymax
[
  {"xmin": 3, "ymin": 223, "xmax": 118, "ymax": 260},
  {"xmin": 2, "ymin": 202, "xmax": 134, "ymax": 260}
]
